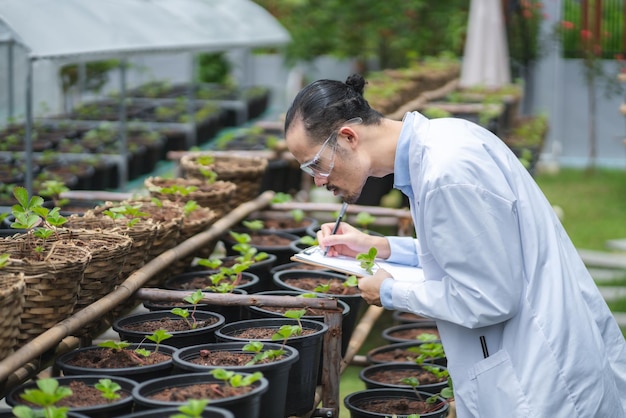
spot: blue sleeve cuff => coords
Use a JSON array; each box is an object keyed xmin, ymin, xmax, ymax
[
  {"xmin": 387, "ymin": 236, "xmax": 420, "ymax": 266},
  {"xmin": 380, "ymin": 278, "xmax": 394, "ymax": 308}
]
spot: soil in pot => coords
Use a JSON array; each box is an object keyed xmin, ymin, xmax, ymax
[
  {"xmin": 215, "ymin": 318, "xmax": 328, "ymax": 417},
  {"xmin": 366, "ymin": 341, "xmax": 447, "ymax": 367},
  {"xmin": 273, "ymin": 269, "xmax": 365, "ymax": 349},
  {"xmin": 222, "ymin": 230, "xmax": 299, "ymax": 266},
  {"xmin": 113, "ymin": 311, "xmax": 225, "ymax": 348},
  {"xmin": 270, "ymin": 261, "xmax": 330, "ymax": 276},
  {"xmin": 6, "ymin": 375, "xmax": 137, "ymax": 418},
  {"xmin": 132, "ymin": 372, "xmax": 268, "ymax": 418},
  {"xmin": 393, "ymin": 310, "xmax": 429, "ymax": 324},
  {"xmin": 382, "ymin": 320, "xmax": 440, "ymax": 344},
  {"xmin": 163, "ymin": 270, "xmax": 260, "ymax": 294},
  {"xmin": 241, "ymin": 213, "xmax": 319, "ymax": 237},
  {"xmin": 360, "ymin": 362, "xmax": 449, "ymax": 395},
  {"xmin": 115, "ymin": 405, "xmax": 234, "ymax": 418},
  {"xmin": 56, "ymin": 343, "xmax": 177, "ymax": 382},
  {"xmin": 344, "ymin": 388, "xmax": 449, "ymax": 418},
  {"xmin": 247, "ymin": 290, "xmax": 351, "ymax": 356},
  {"xmin": 173, "ymin": 342, "xmax": 299, "ymax": 418}
]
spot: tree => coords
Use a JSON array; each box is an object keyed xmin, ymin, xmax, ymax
[{"xmin": 253, "ymin": 0, "xmax": 468, "ymax": 70}]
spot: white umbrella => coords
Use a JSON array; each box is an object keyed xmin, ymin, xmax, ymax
[{"xmin": 459, "ymin": 0, "xmax": 512, "ymax": 89}]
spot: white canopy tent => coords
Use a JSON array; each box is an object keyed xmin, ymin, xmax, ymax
[
  {"xmin": 459, "ymin": 0, "xmax": 512, "ymax": 89},
  {"xmin": 0, "ymin": 0, "xmax": 290, "ymax": 192}
]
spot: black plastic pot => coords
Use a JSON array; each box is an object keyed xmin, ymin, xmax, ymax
[
  {"xmin": 132, "ymin": 372, "xmax": 268, "ymax": 418},
  {"xmin": 185, "ymin": 253, "xmax": 278, "ymax": 292},
  {"xmin": 173, "ymin": 342, "xmax": 299, "ymax": 418},
  {"xmin": 0, "ymin": 410, "xmax": 89, "ymax": 418},
  {"xmin": 256, "ymin": 215, "xmax": 319, "ymax": 237},
  {"xmin": 393, "ymin": 310, "xmax": 430, "ymax": 324},
  {"xmin": 141, "ymin": 288, "xmax": 248, "ymax": 323},
  {"xmin": 116, "ymin": 406, "xmax": 233, "ymax": 418},
  {"xmin": 366, "ymin": 341, "xmax": 447, "ymax": 367},
  {"xmin": 112, "ymin": 310, "xmax": 225, "ymax": 348},
  {"xmin": 273, "ymin": 269, "xmax": 365, "ymax": 348},
  {"xmin": 381, "ymin": 321, "xmax": 440, "ymax": 344},
  {"xmin": 5, "ymin": 375, "xmax": 137, "ymax": 418},
  {"xmin": 269, "ymin": 261, "xmax": 331, "ymax": 276},
  {"xmin": 55, "ymin": 343, "xmax": 178, "ymax": 383},
  {"xmin": 343, "ymin": 388, "xmax": 449, "ymax": 418},
  {"xmin": 359, "ymin": 362, "xmax": 450, "ymax": 395},
  {"xmin": 215, "ymin": 317, "xmax": 328, "ymax": 417},
  {"xmin": 247, "ymin": 290, "xmax": 351, "ymax": 356},
  {"xmin": 221, "ymin": 230, "xmax": 300, "ymax": 266},
  {"xmin": 163, "ymin": 270, "xmax": 261, "ymax": 295}
]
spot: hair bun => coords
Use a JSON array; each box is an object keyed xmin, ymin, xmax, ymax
[{"xmin": 345, "ymin": 73, "xmax": 366, "ymax": 96}]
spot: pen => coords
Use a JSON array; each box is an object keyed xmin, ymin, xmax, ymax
[{"xmin": 324, "ymin": 202, "xmax": 349, "ymax": 256}]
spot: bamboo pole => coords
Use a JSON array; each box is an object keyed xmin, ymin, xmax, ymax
[
  {"xmin": 310, "ymin": 305, "xmax": 385, "ymax": 416},
  {"xmin": 0, "ymin": 191, "xmax": 276, "ymax": 388},
  {"xmin": 136, "ymin": 288, "xmax": 339, "ymax": 310}
]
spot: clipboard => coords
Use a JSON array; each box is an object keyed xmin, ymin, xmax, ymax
[{"xmin": 291, "ymin": 246, "xmax": 425, "ymax": 281}]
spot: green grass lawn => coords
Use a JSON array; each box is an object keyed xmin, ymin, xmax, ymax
[
  {"xmin": 534, "ymin": 168, "xmax": 626, "ymax": 251},
  {"xmin": 338, "ymin": 167, "xmax": 626, "ymax": 418}
]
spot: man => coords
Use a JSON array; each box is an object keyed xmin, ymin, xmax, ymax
[{"xmin": 284, "ymin": 74, "xmax": 626, "ymax": 417}]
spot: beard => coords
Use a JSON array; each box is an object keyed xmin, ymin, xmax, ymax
[{"xmin": 340, "ymin": 176, "xmax": 370, "ymax": 204}]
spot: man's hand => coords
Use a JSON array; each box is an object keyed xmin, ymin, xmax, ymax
[
  {"xmin": 317, "ymin": 222, "xmax": 390, "ymax": 258},
  {"xmin": 357, "ymin": 267, "xmax": 392, "ymax": 307}
]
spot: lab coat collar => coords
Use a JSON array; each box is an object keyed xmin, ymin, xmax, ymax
[{"xmin": 393, "ymin": 111, "xmax": 427, "ymax": 195}]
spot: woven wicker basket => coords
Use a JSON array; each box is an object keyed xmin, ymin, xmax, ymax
[
  {"xmin": 0, "ymin": 272, "xmax": 25, "ymax": 360},
  {"xmin": 98, "ymin": 198, "xmax": 185, "ymax": 287},
  {"xmin": 144, "ymin": 176, "xmax": 236, "ymax": 218},
  {"xmin": 165, "ymin": 205, "xmax": 219, "ymax": 277},
  {"xmin": 0, "ymin": 237, "xmax": 92, "ymax": 347},
  {"xmin": 180, "ymin": 153, "xmax": 268, "ymax": 208},
  {"xmin": 60, "ymin": 229, "xmax": 134, "ymax": 315},
  {"xmin": 75, "ymin": 212, "xmax": 160, "ymax": 285}
]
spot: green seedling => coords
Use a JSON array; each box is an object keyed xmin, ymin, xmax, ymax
[
  {"xmin": 356, "ymin": 247, "xmax": 378, "ymax": 275},
  {"xmin": 144, "ymin": 329, "xmax": 173, "ymax": 354},
  {"xmin": 102, "ymin": 203, "xmax": 149, "ymax": 228},
  {"xmin": 401, "ymin": 369, "xmax": 453, "ymax": 409},
  {"xmin": 242, "ymin": 219, "xmax": 264, "ymax": 232},
  {"xmin": 343, "ymin": 275, "xmax": 359, "ymax": 289},
  {"xmin": 271, "ymin": 309, "xmax": 306, "ymax": 345},
  {"xmin": 0, "ymin": 253, "xmax": 10, "ymax": 268},
  {"xmin": 355, "ymin": 211, "xmax": 376, "ymax": 230},
  {"xmin": 242, "ymin": 341, "xmax": 286, "ymax": 365},
  {"xmin": 12, "ymin": 377, "xmax": 72, "ymax": 418},
  {"xmin": 270, "ymin": 192, "xmax": 292, "ymax": 204},
  {"xmin": 38, "ymin": 180, "xmax": 69, "ymax": 208},
  {"xmin": 150, "ymin": 184, "xmax": 199, "ymax": 197},
  {"xmin": 171, "ymin": 399, "xmax": 211, "ymax": 418},
  {"xmin": 182, "ymin": 200, "xmax": 199, "ymax": 216},
  {"xmin": 314, "ymin": 281, "xmax": 331, "ymax": 293},
  {"xmin": 150, "ymin": 197, "xmax": 163, "ymax": 208},
  {"xmin": 205, "ymin": 261, "xmax": 253, "ymax": 293},
  {"xmin": 10, "ymin": 187, "xmax": 68, "ymax": 256},
  {"xmin": 407, "ymin": 335, "xmax": 446, "ymax": 365},
  {"xmin": 196, "ymin": 257, "xmax": 223, "ymax": 269},
  {"xmin": 97, "ymin": 340, "xmax": 131, "ymax": 351},
  {"xmin": 228, "ymin": 231, "xmax": 269, "ymax": 263},
  {"xmin": 298, "ymin": 235, "xmax": 318, "ymax": 247},
  {"xmin": 209, "ymin": 369, "xmax": 263, "ymax": 388},
  {"xmin": 171, "ymin": 289, "xmax": 205, "ymax": 329},
  {"xmin": 94, "ymin": 378, "xmax": 121, "ymax": 402},
  {"xmin": 290, "ymin": 209, "xmax": 305, "ymax": 223}
]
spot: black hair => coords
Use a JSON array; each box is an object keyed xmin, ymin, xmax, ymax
[{"xmin": 284, "ymin": 73, "xmax": 384, "ymax": 144}]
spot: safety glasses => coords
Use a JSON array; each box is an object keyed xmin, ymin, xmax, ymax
[{"xmin": 300, "ymin": 117, "xmax": 362, "ymax": 178}]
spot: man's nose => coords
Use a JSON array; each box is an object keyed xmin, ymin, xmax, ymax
[{"xmin": 314, "ymin": 176, "xmax": 327, "ymax": 187}]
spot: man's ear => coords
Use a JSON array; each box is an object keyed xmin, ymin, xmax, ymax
[{"xmin": 338, "ymin": 126, "xmax": 359, "ymax": 148}]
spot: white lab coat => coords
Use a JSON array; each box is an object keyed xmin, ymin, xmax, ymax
[{"xmin": 380, "ymin": 112, "xmax": 626, "ymax": 417}]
